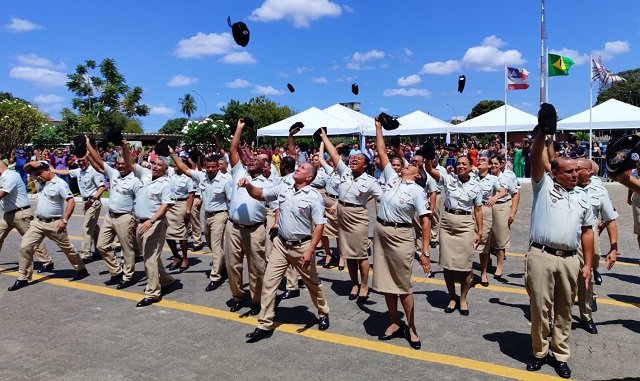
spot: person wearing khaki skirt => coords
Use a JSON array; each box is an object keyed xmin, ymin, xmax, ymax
[
  {"xmin": 425, "ymin": 149, "xmax": 482, "ymax": 316},
  {"xmin": 319, "ymin": 130, "xmax": 382, "ymax": 302},
  {"xmin": 165, "ymin": 159, "xmax": 196, "ymax": 272},
  {"xmin": 372, "ymin": 120, "xmax": 431, "ymax": 350},
  {"xmin": 319, "ymin": 144, "xmax": 346, "ymax": 270}
]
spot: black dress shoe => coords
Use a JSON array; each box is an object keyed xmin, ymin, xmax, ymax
[
  {"xmin": 444, "ymin": 300, "xmax": 459, "ymax": 313},
  {"xmin": 526, "ymin": 353, "xmax": 553, "ymax": 371},
  {"xmin": 407, "ymin": 337, "xmax": 421, "ymax": 350},
  {"xmin": 82, "ymin": 257, "xmax": 92, "ymax": 264},
  {"xmin": 136, "ymin": 298, "xmax": 159, "ymax": 307},
  {"xmin": 493, "ymin": 274, "xmax": 502, "ymax": 280},
  {"xmin": 581, "ymin": 319, "xmax": 598, "ymax": 334},
  {"xmin": 356, "ymin": 290, "xmax": 370, "ymax": 304},
  {"xmin": 71, "ymin": 268, "xmax": 90, "ymax": 281},
  {"xmin": 480, "ymin": 281, "xmax": 489, "ymax": 287},
  {"xmin": 249, "ymin": 304, "xmax": 261, "ymax": 316},
  {"xmin": 245, "ymin": 328, "xmax": 273, "ymax": 342},
  {"xmin": 230, "ymin": 298, "xmax": 247, "ymax": 312},
  {"xmin": 594, "ymin": 270, "xmax": 602, "ymax": 285},
  {"xmin": 104, "ymin": 273, "xmax": 123, "ymax": 285},
  {"xmin": 322, "ymin": 262, "xmax": 331, "ymax": 269},
  {"xmin": 378, "ymin": 326, "xmax": 404, "ymax": 341},
  {"xmin": 348, "ymin": 286, "xmax": 360, "ymax": 301},
  {"xmin": 205, "ymin": 280, "xmax": 222, "ymax": 292},
  {"xmin": 278, "ymin": 289, "xmax": 300, "ymax": 300},
  {"xmin": 37, "ymin": 263, "xmax": 54, "ymax": 273},
  {"xmin": 592, "ymin": 298, "xmax": 598, "ymax": 312},
  {"xmin": 8, "ymin": 279, "xmax": 29, "ymax": 291},
  {"xmin": 318, "ymin": 315, "xmax": 330, "ymax": 331},
  {"xmin": 459, "ymin": 306, "xmax": 470, "ymax": 316},
  {"xmin": 553, "ymin": 361, "xmax": 571, "ymax": 379},
  {"xmin": 117, "ymin": 280, "xmax": 133, "ymax": 289},
  {"xmin": 338, "ymin": 265, "xmax": 345, "ymax": 271}
]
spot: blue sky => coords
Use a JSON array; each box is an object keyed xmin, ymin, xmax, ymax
[{"xmin": 3, "ymin": 0, "xmax": 639, "ymax": 132}]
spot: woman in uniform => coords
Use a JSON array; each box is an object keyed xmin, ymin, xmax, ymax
[
  {"xmin": 425, "ymin": 147, "xmax": 482, "ymax": 315},
  {"xmin": 373, "ymin": 120, "xmax": 431, "ymax": 350},
  {"xmin": 310, "ymin": 151, "xmax": 333, "ymax": 268},
  {"xmin": 319, "ymin": 131, "xmax": 382, "ymax": 302},
  {"xmin": 318, "ymin": 143, "xmax": 344, "ymax": 270},
  {"xmin": 166, "ymin": 158, "xmax": 196, "ymax": 271},
  {"xmin": 489, "ymin": 155, "xmax": 519, "ymax": 279}
]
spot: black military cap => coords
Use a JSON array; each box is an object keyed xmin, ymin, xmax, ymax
[
  {"xmin": 228, "ymin": 16, "xmax": 250, "ymax": 47},
  {"xmin": 537, "ymin": 103, "xmax": 557, "ymax": 135},
  {"xmin": 287, "ymin": 83, "xmax": 295, "ymax": 93},
  {"xmin": 73, "ymin": 135, "xmax": 87, "ymax": 157},
  {"xmin": 313, "ymin": 127, "xmax": 326, "ymax": 142},
  {"xmin": 377, "ymin": 112, "xmax": 401, "ymax": 131},
  {"xmin": 351, "ymin": 83, "xmax": 359, "ymax": 95},
  {"xmin": 155, "ymin": 140, "xmax": 174, "ymax": 157},
  {"xmin": 421, "ymin": 140, "xmax": 436, "ymax": 160},
  {"xmin": 289, "ymin": 121, "xmax": 304, "ymax": 133},
  {"xmin": 337, "ymin": 145, "xmax": 351, "ymax": 157},
  {"xmin": 242, "ymin": 116, "xmax": 255, "ymax": 129},
  {"xmin": 606, "ymin": 134, "xmax": 640, "ymax": 174},
  {"xmin": 458, "ymin": 75, "xmax": 466, "ymax": 93},
  {"xmin": 105, "ymin": 126, "xmax": 124, "ymax": 146}
]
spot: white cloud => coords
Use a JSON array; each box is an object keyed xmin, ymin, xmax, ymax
[
  {"xmin": 15, "ymin": 53, "xmax": 64, "ymax": 69},
  {"xmin": 9, "ymin": 66, "xmax": 67, "ymax": 87},
  {"xmin": 336, "ymin": 75, "xmax": 356, "ymax": 82},
  {"xmin": 150, "ymin": 105, "xmax": 175, "ymax": 116},
  {"xmin": 33, "ymin": 94, "xmax": 64, "ymax": 104},
  {"xmin": 220, "ymin": 52, "xmax": 257, "ymax": 64},
  {"xmin": 311, "ymin": 76, "xmax": 328, "ymax": 84},
  {"xmin": 174, "ymin": 32, "xmax": 236, "ymax": 59},
  {"xmin": 351, "ymin": 49, "xmax": 385, "ymax": 62},
  {"xmin": 397, "ymin": 74, "xmax": 421, "ymax": 87},
  {"xmin": 226, "ymin": 78, "xmax": 251, "ymax": 88},
  {"xmin": 252, "ymin": 85, "xmax": 284, "ymax": 95},
  {"xmin": 378, "ymin": 106, "xmax": 390, "ymax": 113},
  {"xmin": 461, "ymin": 45, "xmax": 525, "ymax": 71},
  {"xmin": 345, "ymin": 62, "xmax": 374, "ymax": 71},
  {"xmin": 5, "ymin": 18, "xmax": 44, "ymax": 32},
  {"xmin": 419, "ymin": 60, "xmax": 461, "ymax": 75},
  {"xmin": 403, "ymin": 48, "xmax": 413, "ymax": 57},
  {"xmin": 549, "ymin": 48, "xmax": 589, "ymax": 65},
  {"xmin": 167, "ymin": 74, "xmax": 198, "ymax": 87},
  {"xmin": 482, "ymin": 35, "xmax": 505, "ymax": 48},
  {"xmin": 604, "ymin": 40, "xmax": 630, "ymax": 55},
  {"xmin": 343, "ymin": 5, "xmax": 354, "ymax": 13},
  {"xmin": 383, "ymin": 88, "xmax": 431, "ymax": 98},
  {"xmin": 296, "ymin": 66, "xmax": 310, "ymax": 74},
  {"xmin": 249, "ymin": 0, "xmax": 342, "ymax": 28}
]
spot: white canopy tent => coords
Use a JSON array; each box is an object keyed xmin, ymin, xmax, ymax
[
  {"xmin": 322, "ymin": 104, "xmax": 374, "ymax": 132},
  {"xmin": 361, "ymin": 110, "xmax": 451, "ymax": 136},
  {"xmin": 256, "ymin": 106, "xmax": 362, "ymax": 137},
  {"xmin": 449, "ymin": 105, "xmax": 537, "ymax": 134},
  {"xmin": 557, "ymin": 99, "xmax": 640, "ymax": 131}
]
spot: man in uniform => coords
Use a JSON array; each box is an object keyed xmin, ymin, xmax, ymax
[
  {"xmin": 8, "ymin": 161, "xmax": 89, "ymax": 291},
  {"xmin": 241, "ymin": 162, "xmax": 330, "ymax": 342},
  {"xmin": 51, "ymin": 155, "xmax": 106, "ymax": 262},
  {"xmin": 0, "ymin": 159, "xmax": 53, "ymax": 273},
  {"xmin": 525, "ymin": 128, "xmax": 595, "ymax": 379},
  {"xmin": 121, "ymin": 140, "xmax": 176, "ymax": 307}
]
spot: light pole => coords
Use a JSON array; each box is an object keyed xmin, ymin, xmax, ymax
[
  {"xmin": 191, "ymin": 88, "xmax": 208, "ymax": 117},
  {"xmin": 446, "ymin": 103, "xmax": 458, "ymax": 123}
]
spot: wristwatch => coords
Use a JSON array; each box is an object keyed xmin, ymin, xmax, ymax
[
  {"xmin": 148, "ymin": 218, "xmax": 156, "ymax": 224},
  {"xmin": 422, "ymin": 251, "xmax": 430, "ymax": 258},
  {"xmin": 62, "ymin": 218, "xmax": 68, "ymax": 224}
]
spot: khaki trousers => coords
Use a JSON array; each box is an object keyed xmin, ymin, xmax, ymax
[
  {"xmin": 225, "ymin": 223, "xmax": 266, "ymax": 303},
  {"xmin": 205, "ymin": 211, "xmax": 228, "ymax": 282},
  {"xmin": 96, "ymin": 213, "xmax": 136, "ymax": 280},
  {"xmin": 19, "ymin": 218, "xmax": 85, "ymax": 281},
  {"xmin": 137, "ymin": 218, "xmax": 174, "ymax": 299},
  {"xmin": 264, "ymin": 209, "xmax": 299, "ymax": 290},
  {"xmin": 258, "ymin": 236, "xmax": 330, "ymax": 330},
  {"xmin": 80, "ymin": 200, "xmax": 102, "ymax": 258},
  {"xmin": 524, "ymin": 246, "xmax": 579, "ymax": 362},
  {"xmin": 577, "ymin": 227, "xmax": 601, "ymax": 321},
  {"xmin": 190, "ymin": 200, "xmax": 203, "ymax": 246},
  {"xmin": 430, "ymin": 193, "xmax": 443, "ymax": 241},
  {"xmin": 0, "ymin": 209, "xmax": 51, "ymax": 266}
]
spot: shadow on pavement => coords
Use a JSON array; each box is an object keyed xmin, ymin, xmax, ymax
[
  {"xmin": 482, "ymin": 331, "xmax": 531, "ymax": 364},
  {"xmin": 489, "ymin": 297, "xmax": 531, "ymax": 321}
]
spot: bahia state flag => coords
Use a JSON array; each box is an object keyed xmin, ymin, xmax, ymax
[
  {"xmin": 591, "ymin": 58, "xmax": 625, "ymax": 88},
  {"xmin": 507, "ymin": 67, "xmax": 530, "ymax": 90},
  {"xmin": 548, "ymin": 54, "xmax": 575, "ymax": 76}
]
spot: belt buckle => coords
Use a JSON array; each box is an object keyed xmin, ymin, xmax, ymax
[
  {"xmin": 454, "ymin": 209, "xmax": 461, "ymax": 215},
  {"xmin": 556, "ymin": 250, "xmax": 565, "ymax": 257}
]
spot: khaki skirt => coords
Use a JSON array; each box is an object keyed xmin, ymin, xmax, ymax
[
  {"xmin": 490, "ymin": 200, "xmax": 512, "ymax": 249},
  {"xmin": 439, "ymin": 211, "xmax": 475, "ymax": 271},
  {"xmin": 633, "ymin": 196, "xmax": 640, "ymax": 235},
  {"xmin": 323, "ymin": 194, "xmax": 339, "ymax": 238},
  {"xmin": 337, "ymin": 203, "xmax": 369, "ymax": 259},
  {"xmin": 166, "ymin": 200, "xmax": 188, "ymax": 240},
  {"xmin": 475, "ymin": 204, "xmax": 494, "ymax": 255},
  {"xmin": 372, "ymin": 221, "xmax": 415, "ymax": 294}
]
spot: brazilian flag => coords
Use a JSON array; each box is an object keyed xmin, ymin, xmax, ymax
[{"xmin": 548, "ymin": 53, "xmax": 575, "ymax": 76}]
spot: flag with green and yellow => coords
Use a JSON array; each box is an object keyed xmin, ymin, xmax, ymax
[{"xmin": 548, "ymin": 53, "xmax": 575, "ymax": 76}]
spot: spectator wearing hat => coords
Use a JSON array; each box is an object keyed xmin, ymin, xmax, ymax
[{"xmin": 11, "ymin": 149, "xmax": 29, "ymax": 184}]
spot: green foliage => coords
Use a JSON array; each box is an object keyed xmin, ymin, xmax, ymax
[
  {"xmin": 123, "ymin": 119, "xmax": 143, "ymax": 133},
  {"xmin": 64, "ymin": 58, "xmax": 149, "ymax": 135},
  {"xmin": 221, "ymin": 96, "xmax": 296, "ymax": 144},
  {"xmin": 573, "ymin": 131, "xmax": 591, "ymax": 142},
  {"xmin": 0, "ymin": 98, "xmax": 47, "ymax": 154},
  {"xmin": 179, "ymin": 94, "xmax": 197, "ymax": 119},
  {"xmin": 479, "ymin": 134, "xmax": 495, "ymax": 145},
  {"xmin": 596, "ymin": 68, "xmax": 640, "ymax": 107},
  {"xmin": 467, "ymin": 100, "xmax": 504, "ymax": 120},
  {"xmin": 31, "ymin": 122, "xmax": 69, "ymax": 148},
  {"xmin": 159, "ymin": 117, "xmax": 188, "ymax": 134},
  {"xmin": 182, "ymin": 118, "xmax": 230, "ymax": 153}
]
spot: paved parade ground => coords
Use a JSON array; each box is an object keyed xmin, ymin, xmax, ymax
[{"xmin": 1, "ymin": 182, "xmax": 639, "ymax": 381}]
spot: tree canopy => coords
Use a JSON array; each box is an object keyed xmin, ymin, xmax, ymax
[
  {"xmin": 596, "ymin": 68, "xmax": 640, "ymax": 107},
  {"xmin": 179, "ymin": 94, "xmax": 197, "ymax": 119},
  {"xmin": 221, "ymin": 96, "xmax": 296, "ymax": 144},
  {"xmin": 0, "ymin": 96, "xmax": 47, "ymax": 154},
  {"xmin": 159, "ymin": 117, "xmax": 188, "ymax": 134},
  {"xmin": 466, "ymin": 100, "xmax": 504, "ymax": 120}
]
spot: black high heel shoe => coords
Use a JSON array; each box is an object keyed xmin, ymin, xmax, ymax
[
  {"xmin": 167, "ymin": 257, "xmax": 182, "ymax": 271},
  {"xmin": 356, "ymin": 289, "xmax": 370, "ymax": 304},
  {"xmin": 444, "ymin": 299, "xmax": 459, "ymax": 313},
  {"xmin": 378, "ymin": 326, "xmax": 404, "ymax": 341},
  {"xmin": 348, "ymin": 286, "xmax": 360, "ymax": 301}
]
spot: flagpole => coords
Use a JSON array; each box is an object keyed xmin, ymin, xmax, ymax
[
  {"xmin": 589, "ymin": 55, "xmax": 593, "ymax": 159},
  {"xmin": 540, "ymin": 0, "xmax": 546, "ymax": 104},
  {"xmin": 504, "ymin": 65, "xmax": 508, "ymax": 155},
  {"xmin": 545, "ymin": 47, "xmax": 549, "ymax": 102}
]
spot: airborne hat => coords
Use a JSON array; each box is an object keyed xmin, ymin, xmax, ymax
[
  {"xmin": 605, "ymin": 134, "xmax": 640, "ymax": 175},
  {"xmin": 155, "ymin": 140, "xmax": 174, "ymax": 157},
  {"xmin": 287, "ymin": 83, "xmax": 295, "ymax": 93},
  {"xmin": 377, "ymin": 112, "xmax": 401, "ymax": 131},
  {"xmin": 351, "ymin": 83, "xmax": 359, "ymax": 95},
  {"xmin": 73, "ymin": 135, "xmax": 87, "ymax": 157},
  {"xmin": 289, "ymin": 121, "xmax": 304, "ymax": 133},
  {"xmin": 228, "ymin": 16, "xmax": 250, "ymax": 47},
  {"xmin": 105, "ymin": 126, "xmax": 124, "ymax": 146}
]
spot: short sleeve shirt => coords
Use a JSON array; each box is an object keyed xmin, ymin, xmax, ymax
[
  {"xmin": 133, "ymin": 166, "xmax": 174, "ymax": 219},
  {"xmin": 69, "ymin": 166, "xmax": 104, "ymax": 198},
  {"xmin": 103, "ymin": 165, "xmax": 141, "ymax": 213},
  {"xmin": 310, "ymin": 167, "xmax": 327, "ymax": 189},
  {"xmin": 496, "ymin": 171, "xmax": 519, "ymax": 202},
  {"xmin": 582, "ymin": 180, "xmax": 618, "ymax": 225},
  {"xmin": 336, "ymin": 161, "xmax": 382, "ymax": 205},
  {"xmin": 439, "ymin": 172, "xmax": 483, "ymax": 212},
  {"xmin": 478, "ymin": 174, "xmax": 503, "ymax": 204},
  {"xmin": 227, "ymin": 162, "xmax": 272, "ymax": 225},
  {"xmin": 378, "ymin": 163, "xmax": 430, "ymax": 223},
  {"xmin": 263, "ymin": 183, "xmax": 326, "ymax": 240},
  {"xmin": 36, "ymin": 176, "xmax": 74, "ymax": 218},
  {"xmin": 170, "ymin": 173, "xmax": 194, "ymax": 200},
  {"xmin": 0, "ymin": 170, "xmax": 30, "ymax": 211},
  {"xmin": 323, "ymin": 165, "xmax": 341, "ymax": 197},
  {"xmin": 191, "ymin": 170, "xmax": 231, "ymax": 212}
]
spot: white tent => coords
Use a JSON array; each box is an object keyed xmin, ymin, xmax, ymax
[
  {"xmin": 449, "ymin": 105, "xmax": 537, "ymax": 133},
  {"xmin": 361, "ymin": 110, "xmax": 451, "ymax": 136},
  {"xmin": 256, "ymin": 107, "xmax": 361, "ymax": 137},
  {"xmin": 322, "ymin": 104, "xmax": 374, "ymax": 132},
  {"xmin": 557, "ymin": 99, "xmax": 640, "ymax": 131}
]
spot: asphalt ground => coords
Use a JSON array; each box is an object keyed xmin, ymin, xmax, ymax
[{"xmin": 0, "ymin": 182, "xmax": 639, "ymax": 381}]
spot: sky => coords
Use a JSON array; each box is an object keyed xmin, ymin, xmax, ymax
[{"xmin": 3, "ymin": 0, "xmax": 640, "ymax": 133}]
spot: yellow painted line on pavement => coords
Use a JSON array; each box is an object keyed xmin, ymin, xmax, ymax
[{"xmin": 0, "ymin": 267, "xmax": 562, "ymax": 381}]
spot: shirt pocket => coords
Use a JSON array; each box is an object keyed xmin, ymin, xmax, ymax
[
  {"xmin": 297, "ymin": 200, "xmax": 310, "ymax": 216},
  {"xmin": 44, "ymin": 188, "xmax": 58, "ymax": 199}
]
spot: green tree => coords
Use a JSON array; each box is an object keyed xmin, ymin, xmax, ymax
[
  {"xmin": 159, "ymin": 117, "xmax": 188, "ymax": 134},
  {"xmin": 31, "ymin": 122, "xmax": 69, "ymax": 148},
  {"xmin": 595, "ymin": 68, "xmax": 640, "ymax": 107},
  {"xmin": 124, "ymin": 119, "xmax": 144, "ymax": 133},
  {"xmin": 182, "ymin": 118, "xmax": 230, "ymax": 153},
  {"xmin": 0, "ymin": 98, "xmax": 46, "ymax": 154},
  {"xmin": 179, "ymin": 94, "xmax": 197, "ymax": 119},
  {"xmin": 63, "ymin": 58, "xmax": 149, "ymax": 135},
  {"xmin": 221, "ymin": 96, "xmax": 296, "ymax": 145},
  {"xmin": 466, "ymin": 100, "xmax": 505, "ymax": 120}
]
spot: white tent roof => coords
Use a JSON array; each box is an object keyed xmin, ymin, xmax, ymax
[
  {"xmin": 322, "ymin": 104, "xmax": 374, "ymax": 131},
  {"xmin": 361, "ymin": 110, "xmax": 452, "ymax": 136},
  {"xmin": 256, "ymin": 107, "xmax": 361, "ymax": 137},
  {"xmin": 449, "ymin": 105, "xmax": 537, "ymax": 133},
  {"xmin": 557, "ymin": 99, "xmax": 640, "ymax": 131}
]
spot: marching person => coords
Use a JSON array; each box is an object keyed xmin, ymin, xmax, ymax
[
  {"xmin": 121, "ymin": 140, "xmax": 177, "ymax": 307},
  {"xmin": 373, "ymin": 119, "xmax": 431, "ymax": 350},
  {"xmin": 165, "ymin": 158, "xmax": 196, "ymax": 272},
  {"xmin": 0, "ymin": 159, "xmax": 53, "ymax": 274},
  {"xmin": 310, "ymin": 152, "xmax": 334, "ymax": 268},
  {"xmin": 50, "ymin": 155, "xmax": 106, "ymax": 262},
  {"xmin": 319, "ymin": 129, "xmax": 382, "ymax": 303},
  {"xmin": 429, "ymin": 154, "xmax": 447, "ymax": 248},
  {"xmin": 242, "ymin": 161, "xmax": 330, "ymax": 342},
  {"xmin": 8, "ymin": 161, "xmax": 88, "ymax": 291},
  {"xmin": 85, "ymin": 138, "xmax": 141, "ymax": 289},
  {"xmin": 318, "ymin": 142, "xmax": 345, "ymax": 270},
  {"xmin": 188, "ymin": 156, "xmax": 205, "ymax": 252},
  {"xmin": 425, "ymin": 145, "xmax": 482, "ymax": 316}
]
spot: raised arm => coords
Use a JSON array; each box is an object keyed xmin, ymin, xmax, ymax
[
  {"xmin": 169, "ymin": 147, "xmax": 193, "ymax": 178},
  {"xmin": 374, "ymin": 118, "xmax": 390, "ymax": 168},
  {"xmin": 531, "ymin": 131, "xmax": 546, "ymax": 183},
  {"xmin": 318, "ymin": 142, "xmax": 329, "ymax": 169},
  {"xmin": 237, "ymin": 177, "xmax": 265, "ymax": 201},
  {"xmin": 229, "ymin": 118, "xmax": 246, "ymax": 168},
  {"xmin": 85, "ymin": 136, "xmax": 105, "ymax": 173},
  {"xmin": 214, "ymin": 135, "xmax": 227, "ymax": 158},
  {"xmin": 318, "ymin": 130, "xmax": 340, "ymax": 169},
  {"xmin": 423, "ymin": 141, "xmax": 441, "ymax": 183},
  {"xmin": 287, "ymin": 129, "xmax": 297, "ymax": 162},
  {"xmin": 121, "ymin": 139, "xmax": 137, "ymax": 173}
]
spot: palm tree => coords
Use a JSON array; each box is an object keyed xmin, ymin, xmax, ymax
[{"xmin": 179, "ymin": 94, "xmax": 197, "ymax": 119}]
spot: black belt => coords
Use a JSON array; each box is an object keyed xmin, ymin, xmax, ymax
[
  {"xmin": 445, "ymin": 207, "xmax": 471, "ymax": 216},
  {"xmin": 136, "ymin": 218, "xmax": 149, "ymax": 223},
  {"xmin": 339, "ymin": 200, "xmax": 365, "ymax": 208},
  {"xmin": 82, "ymin": 197, "xmax": 95, "ymax": 202},
  {"xmin": 495, "ymin": 199, "xmax": 510, "ymax": 204},
  {"xmin": 109, "ymin": 210, "xmax": 131, "ymax": 218},
  {"xmin": 279, "ymin": 235, "xmax": 311, "ymax": 246},
  {"xmin": 37, "ymin": 216, "xmax": 61, "ymax": 223},
  {"xmin": 377, "ymin": 216, "xmax": 411, "ymax": 228},
  {"xmin": 230, "ymin": 219, "xmax": 264, "ymax": 229},
  {"xmin": 194, "ymin": 195, "xmax": 201, "ymax": 199},
  {"xmin": 327, "ymin": 194, "xmax": 339, "ymax": 199},
  {"xmin": 530, "ymin": 241, "xmax": 576, "ymax": 257},
  {"xmin": 175, "ymin": 198, "xmax": 189, "ymax": 201},
  {"xmin": 311, "ymin": 185, "xmax": 324, "ymax": 189},
  {"xmin": 205, "ymin": 210, "xmax": 228, "ymax": 217},
  {"xmin": 436, "ymin": 191, "xmax": 442, "ymax": 194},
  {"xmin": 5, "ymin": 206, "xmax": 30, "ymax": 215}
]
